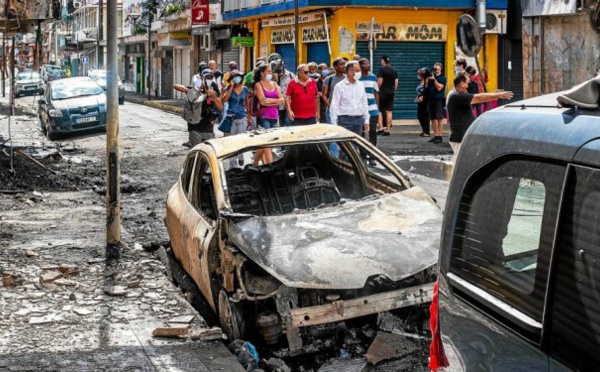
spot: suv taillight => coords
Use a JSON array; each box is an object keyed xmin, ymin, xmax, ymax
[{"xmin": 429, "ymin": 279, "xmax": 448, "ymax": 370}]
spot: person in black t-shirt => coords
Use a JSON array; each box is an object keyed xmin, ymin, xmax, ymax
[
  {"xmin": 376, "ymin": 55, "xmax": 398, "ymax": 136},
  {"xmin": 447, "ymin": 72, "xmax": 513, "ymax": 164}
]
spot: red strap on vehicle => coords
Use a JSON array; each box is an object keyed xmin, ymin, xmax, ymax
[{"xmin": 429, "ymin": 280, "xmax": 449, "ymax": 370}]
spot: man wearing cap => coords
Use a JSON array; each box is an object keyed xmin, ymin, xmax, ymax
[
  {"xmin": 175, "ymin": 69, "xmax": 222, "ymax": 147},
  {"xmin": 192, "ymin": 62, "xmax": 208, "ymax": 89},
  {"xmin": 208, "ymin": 60, "xmax": 223, "ymax": 89},
  {"xmin": 285, "ymin": 64, "xmax": 319, "ymax": 125},
  {"xmin": 330, "ymin": 61, "xmax": 369, "ymax": 136}
]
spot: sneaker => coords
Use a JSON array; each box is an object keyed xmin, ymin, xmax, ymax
[
  {"xmin": 428, "ymin": 137, "xmax": 436, "ymax": 143},
  {"xmin": 419, "ymin": 132, "xmax": 431, "ymax": 137},
  {"xmin": 382, "ymin": 131, "xmax": 390, "ymax": 136},
  {"xmin": 433, "ymin": 136, "xmax": 443, "ymax": 144}
]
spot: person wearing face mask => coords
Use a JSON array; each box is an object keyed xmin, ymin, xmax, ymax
[
  {"xmin": 329, "ymin": 61, "xmax": 369, "ymax": 136},
  {"xmin": 454, "ymin": 58, "xmax": 467, "ymax": 76},
  {"xmin": 252, "ymin": 64, "xmax": 285, "ymax": 165},
  {"xmin": 220, "ymin": 70, "xmax": 252, "ymax": 136},
  {"xmin": 425, "ymin": 62, "xmax": 447, "ymax": 144}
]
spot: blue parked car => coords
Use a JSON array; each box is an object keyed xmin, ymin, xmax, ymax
[{"xmin": 38, "ymin": 77, "xmax": 106, "ymax": 140}]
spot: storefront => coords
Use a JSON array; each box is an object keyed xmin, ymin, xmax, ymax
[{"xmin": 243, "ymin": 8, "xmax": 500, "ymax": 119}]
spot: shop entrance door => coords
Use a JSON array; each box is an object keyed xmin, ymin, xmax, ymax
[
  {"xmin": 357, "ymin": 41, "xmax": 444, "ymax": 119},
  {"xmin": 275, "ymin": 44, "xmax": 296, "ymax": 72},
  {"xmin": 307, "ymin": 42, "xmax": 330, "ymax": 65}
]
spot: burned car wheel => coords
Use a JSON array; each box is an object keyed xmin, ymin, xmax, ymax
[{"xmin": 218, "ymin": 290, "xmax": 246, "ymax": 341}]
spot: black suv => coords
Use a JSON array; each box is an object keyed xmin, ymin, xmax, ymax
[{"xmin": 430, "ymin": 77, "xmax": 600, "ymax": 371}]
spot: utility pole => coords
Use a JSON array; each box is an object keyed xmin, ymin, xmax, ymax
[
  {"xmin": 294, "ymin": 0, "xmax": 299, "ymax": 69},
  {"xmin": 97, "ymin": 0, "xmax": 103, "ymax": 68},
  {"xmin": 106, "ymin": 0, "xmax": 121, "ymax": 256},
  {"xmin": 147, "ymin": 11, "xmax": 152, "ymax": 100}
]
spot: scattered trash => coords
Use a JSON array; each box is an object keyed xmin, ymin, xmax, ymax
[
  {"xmin": 265, "ymin": 357, "xmax": 291, "ymax": 372},
  {"xmin": 103, "ymin": 286, "xmax": 128, "ymax": 297},
  {"xmin": 168, "ymin": 315, "xmax": 195, "ymax": 324},
  {"xmin": 2, "ymin": 272, "xmax": 16, "ymax": 287},
  {"xmin": 189, "ymin": 327, "xmax": 226, "ymax": 341},
  {"xmin": 365, "ymin": 331, "xmax": 421, "ymax": 365},
  {"xmin": 228, "ymin": 339, "xmax": 259, "ymax": 371},
  {"xmin": 317, "ymin": 357, "xmax": 367, "ymax": 372},
  {"xmin": 152, "ymin": 325, "xmax": 189, "ymax": 338}
]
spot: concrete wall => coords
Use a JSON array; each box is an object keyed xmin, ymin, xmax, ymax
[{"xmin": 523, "ymin": 10, "xmax": 600, "ymax": 98}]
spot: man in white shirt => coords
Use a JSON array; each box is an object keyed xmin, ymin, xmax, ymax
[{"xmin": 330, "ymin": 61, "xmax": 370, "ymax": 135}]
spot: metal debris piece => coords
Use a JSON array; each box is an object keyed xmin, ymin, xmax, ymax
[
  {"xmin": 2, "ymin": 272, "xmax": 16, "ymax": 287},
  {"xmin": 266, "ymin": 357, "xmax": 291, "ymax": 372},
  {"xmin": 365, "ymin": 331, "xmax": 421, "ymax": 365},
  {"xmin": 377, "ymin": 311, "xmax": 405, "ymax": 333},
  {"xmin": 39, "ymin": 271, "xmax": 62, "ymax": 283},
  {"xmin": 318, "ymin": 358, "xmax": 367, "ymax": 372},
  {"xmin": 103, "ymin": 286, "xmax": 128, "ymax": 296}
]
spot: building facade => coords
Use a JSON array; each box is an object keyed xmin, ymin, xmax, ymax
[{"xmin": 223, "ymin": 0, "xmax": 513, "ymax": 119}]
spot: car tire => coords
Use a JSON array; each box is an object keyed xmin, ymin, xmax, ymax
[
  {"xmin": 218, "ymin": 289, "xmax": 246, "ymax": 341},
  {"xmin": 119, "ymin": 96, "xmax": 124, "ymax": 105},
  {"xmin": 46, "ymin": 126, "xmax": 59, "ymax": 141}
]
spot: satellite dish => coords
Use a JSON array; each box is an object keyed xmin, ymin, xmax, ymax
[{"xmin": 456, "ymin": 14, "xmax": 481, "ymax": 57}]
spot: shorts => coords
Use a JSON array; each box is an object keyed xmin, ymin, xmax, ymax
[
  {"xmin": 189, "ymin": 131, "xmax": 215, "ymax": 147},
  {"xmin": 293, "ymin": 117, "xmax": 317, "ymax": 125},
  {"xmin": 428, "ymin": 100, "xmax": 445, "ymax": 120},
  {"xmin": 378, "ymin": 94, "xmax": 395, "ymax": 112},
  {"xmin": 258, "ymin": 117, "xmax": 278, "ymax": 129}
]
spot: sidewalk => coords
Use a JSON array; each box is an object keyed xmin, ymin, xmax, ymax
[{"xmin": 124, "ymin": 91, "xmax": 185, "ymax": 115}]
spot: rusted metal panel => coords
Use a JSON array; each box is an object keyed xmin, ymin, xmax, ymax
[
  {"xmin": 289, "ymin": 283, "xmax": 434, "ymax": 328},
  {"xmin": 523, "ymin": 12, "xmax": 600, "ymax": 98},
  {"xmin": 365, "ymin": 331, "xmax": 422, "ymax": 365},
  {"xmin": 228, "ymin": 187, "xmax": 441, "ymax": 289}
]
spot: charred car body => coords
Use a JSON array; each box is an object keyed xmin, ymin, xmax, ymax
[{"xmin": 164, "ymin": 125, "xmax": 442, "ymax": 354}]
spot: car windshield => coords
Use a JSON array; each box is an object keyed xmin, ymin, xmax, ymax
[
  {"xmin": 51, "ymin": 79, "xmax": 103, "ymax": 100},
  {"xmin": 45, "ymin": 66, "xmax": 61, "ymax": 73},
  {"xmin": 221, "ymin": 139, "xmax": 407, "ymax": 216},
  {"xmin": 52, "ymin": 70, "xmax": 65, "ymax": 76},
  {"xmin": 17, "ymin": 72, "xmax": 40, "ymax": 81},
  {"xmin": 89, "ymin": 71, "xmax": 107, "ymax": 80}
]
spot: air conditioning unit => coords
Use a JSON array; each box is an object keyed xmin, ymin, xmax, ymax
[
  {"xmin": 73, "ymin": 1, "xmax": 83, "ymax": 9},
  {"xmin": 485, "ymin": 10, "xmax": 507, "ymax": 34}
]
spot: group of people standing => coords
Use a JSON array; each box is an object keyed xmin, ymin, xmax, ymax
[{"xmin": 177, "ymin": 55, "xmax": 514, "ymax": 168}]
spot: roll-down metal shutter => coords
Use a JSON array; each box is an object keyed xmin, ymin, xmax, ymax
[
  {"xmin": 307, "ymin": 42, "xmax": 330, "ymax": 65},
  {"xmin": 221, "ymin": 38, "xmax": 240, "ymax": 67},
  {"xmin": 357, "ymin": 41, "xmax": 445, "ymax": 119},
  {"xmin": 275, "ymin": 44, "xmax": 296, "ymax": 72}
]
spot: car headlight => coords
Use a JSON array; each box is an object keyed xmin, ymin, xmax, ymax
[{"xmin": 48, "ymin": 109, "xmax": 63, "ymax": 117}]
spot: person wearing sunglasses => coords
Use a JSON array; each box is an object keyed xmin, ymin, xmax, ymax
[{"xmin": 285, "ymin": 63, "xmax": 320, "ymax": 125}]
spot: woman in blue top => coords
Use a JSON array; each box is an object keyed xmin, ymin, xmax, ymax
[{"xmin": 221, "ymin": 70, "xmax": 252, "ymax": 135}]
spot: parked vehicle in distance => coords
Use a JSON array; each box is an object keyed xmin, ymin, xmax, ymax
[
  {"xmin": 88, "ymin": 69, "xmax": 125, "ymax": 104},
  {"xmin": 15, "ymin": 71, "xmax": 43, "ymax": 97},
  {"xmin": 38, "ymin": 77, "xmax": 106, "ymax": 140},
  {"xmin": 49, "ymin": 69, "xmax": 66, "ymax": 82},
  {"xmin": 164, "ymin": 125, "xmax": 443, "ymax": 354},
  {"xmin": 430, "ymin": 76, "xmax": 600, "ymax": 371},
  {"xmin": 40, "ymin": 64, "xmax": 62, "ymax": 83}
]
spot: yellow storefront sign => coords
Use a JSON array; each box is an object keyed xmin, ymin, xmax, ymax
[{"xmin": 356, "ymin": 23, "xmax": 447, "ymax": 42}]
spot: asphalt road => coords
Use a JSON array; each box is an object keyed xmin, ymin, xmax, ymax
[{"xmin": 1, "ymin": 95, "xmax": 451, "ymax": 371}]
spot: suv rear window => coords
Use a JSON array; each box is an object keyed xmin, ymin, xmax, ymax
[{"xmin": 450, "ymin": 159, "xmax": 565, "ymax": 324}]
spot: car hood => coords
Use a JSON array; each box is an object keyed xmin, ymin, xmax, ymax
[
  {"xmin": 17, "ymin": 79, "xmax": 41, "ymax": 84},
  {"xmin": 53, "ymin": 95, "xmax": 106, "ymax": 110},
  {"xmin": 227, "ymin": 187, "xmax": 442, "ymax": 289}
]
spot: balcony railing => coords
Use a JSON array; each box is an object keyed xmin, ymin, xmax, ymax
[{"xmin": 223, "ymin": 0, "xmax": 285, "ymax": 13}]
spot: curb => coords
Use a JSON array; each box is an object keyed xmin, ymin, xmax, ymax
[{"xmin": 124, "ymin": 97, "xmax": 184, "ymax": 114}]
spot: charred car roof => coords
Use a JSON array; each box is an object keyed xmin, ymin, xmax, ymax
[{"xmin": 198, "ymin": 124, "xmax": 360, "ymax": 158}]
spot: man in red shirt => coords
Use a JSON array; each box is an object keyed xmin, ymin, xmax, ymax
[{"xmin": 285, "ymin": 63, "xmax": 320, "ymax": 125}]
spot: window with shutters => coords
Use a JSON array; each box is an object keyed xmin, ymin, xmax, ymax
[{"xmin": 549, "ymin": 166, "xmax": 600, "ymax": 370}]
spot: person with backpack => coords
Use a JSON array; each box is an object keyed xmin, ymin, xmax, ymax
[
  {"xmin": 219, "ymin": 70, "xmax": 252, "ymax": 136},
  {"xmin": 174, "ymin": 69, "xmax": 222, "ymax": 148},
  {"xmin": 321, "ymin": 57, "xmax": 347, "ymax": 123}
]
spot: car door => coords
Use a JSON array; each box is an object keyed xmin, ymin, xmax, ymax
[
  {"xmin": 38, "ymin": 87, "xmax": 50, "ymax": 125},
  {"xmin": 440, "ymin": 157, "xmax": 567, "ymax": 371},
  {"xmin": 545, "ymin": 162, "xmax": 600, "ymax": 371},
  {"xmin": 183, "ymin": 152, "xmax": 220, "ymax": 310}
]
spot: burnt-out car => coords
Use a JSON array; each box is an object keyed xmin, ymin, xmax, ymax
[{"xmin": 165, "ymin": 125, "xmax": 442, "ymax": 352}]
